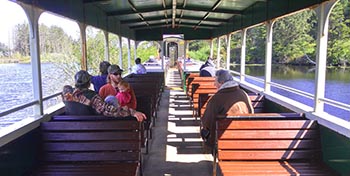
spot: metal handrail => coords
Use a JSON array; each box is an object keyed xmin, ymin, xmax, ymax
[
  {"xmin": 0, "ymin": 92, "xmax": 62, "ymax": 118},
  {"xmin": 230, "ymin": 71, "xmax": 349, "ymax": 114},
  {"xmin": 319, "ymin": 97, "xmax": 350, "ymax": 111},
  {"xmin": 43, "ymin": 92, "xmax": 61, "ymax": 101},
  {"xmin": 269, "ymin": 81, "xmax": 314, "ymax": 99},
  {"xmin": 0, "ymin": 100, "xmax": 39, "ymax": 117}
]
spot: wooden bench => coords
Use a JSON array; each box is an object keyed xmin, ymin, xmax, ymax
[
  {"xmin": 185, "ymin": 72, "xmax": 200, "ymax": 94},
  {"xmin": 200, "ymin": 93, "xmax": 265, "ymax": 119},
  {"xmin": 214, "ymin": 116, "xmax": 339, "ymax": 176},
  {"xmin": 187, "ymin": 77, "xmax": 215, "ymax": 98},
  {"xmin": 135, "ymin": 94, "xmax": 154, "ymax": 154},
  {"xmin": 30, "ymin": 118, "xmax": 142, "ymax": 176},
  {"xmin": 51, "ymin": 114, "xmax": 151, "ymax": 154}
]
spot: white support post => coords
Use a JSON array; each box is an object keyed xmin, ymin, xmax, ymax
[
  {"xmin": 161, "ymin": 41, "xmax": 165, "ymax": 69},
  {"xmin": 240, "ymin": 29, "xmax": 247, "ymax": 82},
  {"xmin": 21, "ymin": 4, "xmax": 44, "ymax": 115},
  {"xmin": 183, "ymin": 40, "xmax": 187, "ymax": 71},
  {"xmin": 118, "ymin": 35, "xmax": 123, "ymax": 68},
  {"xmin": 264, "ymin": 20, "xmax": 275, "ymax": 92},
  {"xmin": 210, "ymin": 39, "xmax": 214, "ymax": 58},
  {"xmin": 78, "ymin": 23, "xmax": 87, "ymax": 70},
  {"xmin": 314, "ymin": 1, "xmax": 337, "ymax": 113},
  {"xmin": 216, "ymin": 37, "xmax": 221, "ymax": 68},
  {"xmin": 226, "ymin": 34, "xmax": 231, "ymax": 70},
  {"xmin": 103, "ymin": 30, "xmax": 109, "ymax": 61},
  {"xmin": 134, "ymin": 40, "xmax": 137, "ymax": 61},
  {"xmin": 127, "ymin": 38, "xmax": 131, "ymax": 73}
]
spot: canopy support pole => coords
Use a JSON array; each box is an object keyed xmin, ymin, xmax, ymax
[
  {"xmin": 264, "ymin": 20, "xmax": 275, "ymax": 92},
  {"xmin": 216, "ymin": 37, "xmax": 221, "ymax": 68},
  {"xmin": 314, "ymin": 0, "xmax": 337, "ymax": 113},
  {"xmin": 240, "ymin": 29, "xmax": 247, "ymax": 82},
  {"xmin": 21, "ymin": 3, "xmax": 44, "ymax": 115},
  {"xmin": 226, "ymin": 34, "xmax": 231, "ymax": 70}
]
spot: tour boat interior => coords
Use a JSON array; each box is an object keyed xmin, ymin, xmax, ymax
[{"xmin": 0, "ymin": 0, "xmax": 349, "ymax": 175}]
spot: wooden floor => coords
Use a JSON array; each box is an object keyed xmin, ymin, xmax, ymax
[{"xmin": 143, "ymin": 68, "xmax": 213, "ymax": 176}]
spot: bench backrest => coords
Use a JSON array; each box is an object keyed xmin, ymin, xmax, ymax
[
  {"xmin": 188, "ymin": 77, "xmax": 215, "ymax": 97},
  {"xmin": 40, "ymin": 120, "xmax": 142, "ymax": 164},
  {"xmin": 250, "ymin": 94, "xmax": 265, "ymax": 113},
  {"xmin": 216, "ymin": 118, "xmax": 321, "ymax": 161},
  {"xmin": 200, "ymin": 94, "xmax": 266, "ymax": 118}
]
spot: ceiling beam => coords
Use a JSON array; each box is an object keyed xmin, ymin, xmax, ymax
[
  {"xmin": 83, "ymin": 0, "xmax": 111, "ymax": 4},
  {"xmin": 172, "ymin": 0, "xmax": 176, "ymax": 28},
  {"xmin": 121, "ymin": 15, "xmax": 228, "ymax": 24},
  {"xmin": 107, "ymin": 4, "xmax": 242, "ymax": 16},
  {"xmin": 129, "ymin": 20, "xmax": 218, "ymax": 29},
  {"xmin": 127, "ymin": 0, "xmax": 150, "ymax": 28}
]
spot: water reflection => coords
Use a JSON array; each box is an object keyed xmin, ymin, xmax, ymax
[{"xmin": 232, "ymin": 65, "xmax": 350, "ymax": 120}]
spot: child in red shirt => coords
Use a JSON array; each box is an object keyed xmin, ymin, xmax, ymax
[{"xmin": 116, "ymin": 80, "xmax": 132, "ymax": 109}]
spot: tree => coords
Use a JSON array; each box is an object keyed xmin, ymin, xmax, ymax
[
  {"xmin": 273, "ymin": 10, "xmax": 316, "ymax": 64},
  {"xmin": 13, "ymin": 23, "xmax": 29, "ymax": 56},
  {"xmin": 188, "ymin": 40, "xmax": 211, "ymax": 61},
  {"xmin": 328, "ymin": 0, "xmax": 350, "ymax": 66}
]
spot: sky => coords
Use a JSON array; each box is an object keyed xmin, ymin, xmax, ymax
[{"xmin": 0, "ymin": 0, "xmax": 80, "ymax": 47}]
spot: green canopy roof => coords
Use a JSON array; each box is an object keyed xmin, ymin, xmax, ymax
[{"xmin": 17, "ymin": 0, "xmax": 328, "ymax": 41}]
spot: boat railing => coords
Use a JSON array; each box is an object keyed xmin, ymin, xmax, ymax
[
  {"xmin": 0, "ymin": 92, "xmax": 62, "ymax": 118},
  {"xmin": 230, "ymin": 70, "xmax": 350, "ymax": 119}
]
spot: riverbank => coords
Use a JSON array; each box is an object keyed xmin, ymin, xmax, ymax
[
  {"xmin": 0, "ymin": 58, "xmax": 20, "ymax": 64},
  {"xmin": 230, "ymin": 63, "xmax": 350, "ymax": 69}
]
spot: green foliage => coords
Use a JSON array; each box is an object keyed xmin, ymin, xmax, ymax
[
  {"xmin": 108, "ymin": 33, "xmax": 120, "ymax": 65},
  {"xmin": 230, "ymin": 33, "xmax": 242, "ymax": 65},
  {"xmin": 13, "ymin": 23, "xmax": 30, "ymax": 56},
  {"xmin": 188, "ymin": 40, "xmax": 211, "ymax": 61},
  {"xmin": 137, "ymin": 41, "xmax": 158, "ymax": 62},
  {"xmin": 86, "ymin": 28, "xmax": 105, "ymax": 75},
  {"xmin": 328, "ymin": 0, "xmax": 350, "ymax": 66},
  {"xmin": 246, "ymin": 26, "xmax": 266, "ymax": 64},
  {"xmin": 273, "ymin": 10, "xmax": 316, "ymax": 63}
]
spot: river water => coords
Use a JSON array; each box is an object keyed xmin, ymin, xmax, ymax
[
  {"xmin": 0, "ymin": 63, "xmax": 74, "ymax": 127},
  {"xmin": 0, "ymin": 63, "xmax": 349, "ymax": 128},
  {"xmin": 232, "ymin": 65, "xmax": 350, "ymax": 120}
]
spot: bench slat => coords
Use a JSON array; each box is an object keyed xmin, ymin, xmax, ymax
[
  {"xmin": 218, "ymin": 129, "xmax": 318, "ymax": 139},
  {"xmin": 218, "ymin": 150, "xmax": 321, "ymax": 160},
  {"xmin": 35, "ymin": 163, "xmax": 138, "ymax": 176},
  {"xmin": 218, "ymin": 139, "xmax": 319, "ymax": 149},
  {"xmin": 42, "ymin": 132, "xmax": 139, "ymax": 141},
  {"xmin": 217, "ymin": 120, "xmax": 317, "ymax": 130},
  {"xmin": 44, "ymin": 152, "xmax": 140, "ymax": 162},
  {"xmin": 41, "ymin": 121, "xmax": 139, "ymax": 131},
  {"xmin": 217, "ymin": 112, "xmax": 304, "ymax": 119},
  {"xmin": 219, "ymin": 161, "xmax": 334, "ymax": 176},
  {"xmin": 43, "ymin": 142, "xmax": 140, "ymax": 151}
]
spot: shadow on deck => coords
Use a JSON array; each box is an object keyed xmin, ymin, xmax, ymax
[{"xmin": 143, "ymin": 69, "xmax": 213, "ymax": 176}]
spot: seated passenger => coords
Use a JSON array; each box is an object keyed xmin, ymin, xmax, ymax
[
  {"xmin": 131, "ymin": 57, "xmax": 147, "ymax": 74},
  {"xmin": 99, "ymin": 64, "xmax": 137, "ymax": 109},
  {"xmin": 199, "ymin": 57, "xmax": 216, "ymax": 77},
  {"xmin": 116, "ymin": 80, "xmax": 132, "ymax": 108},
  {"xmin": 62, "ymin": 85, "xmax": 74, "ymax": 101},
  {"xmin": 201, "ymin": 69, "xmax": 254, "ymax": 153},
  {"xmin": 63, "ymin": 70, "xmax": 146, "ymax": 121},
  {"xmin": 91, "ymin": 61, "xmax": 111, "ymax": 93}
]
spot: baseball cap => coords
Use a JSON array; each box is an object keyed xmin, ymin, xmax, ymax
[
  {"xmin": 74, "ymin": 70, "xmax": 91, "ymax": 87},
  {"xmin": 108, "ymin": 65, "xmax": 123, "ymax": 74}
]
